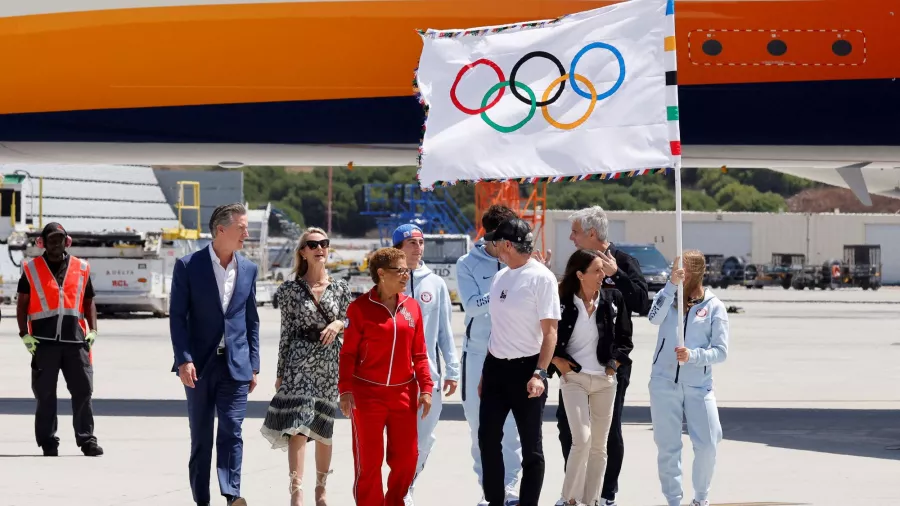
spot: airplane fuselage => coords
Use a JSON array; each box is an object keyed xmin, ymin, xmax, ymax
[{"xmin": 0, "ymin": 0, "xmax": 898, "ymax": 167}]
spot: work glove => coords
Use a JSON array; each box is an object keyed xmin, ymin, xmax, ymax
[
  {"xmin": 22, "ymin": 334, "xmax": 38, "ymax": 355},
  {"xmin": 86, "ymin": 331, "xmax": 97, "ymax": 349}
]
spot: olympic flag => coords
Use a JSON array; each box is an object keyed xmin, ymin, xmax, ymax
[{"xmin": 413, "ymin": 0, "xmax": 680, "ymax": 191}]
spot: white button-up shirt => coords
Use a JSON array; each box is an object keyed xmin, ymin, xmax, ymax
[{"xmin": 209, "ymin": 244, "xmax": 237, "ymax": 348}]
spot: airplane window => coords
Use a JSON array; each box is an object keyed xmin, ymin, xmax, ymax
[
  {"xmin": 832, "ymin": 40, "xmax": 852, "ymax": 57},
  {"xmin": 702, "ymin": 39, "xmax": 722, "ymax": 56},
  {"xmin": 767, "ymin": 39, "xmax": 787, "ymax": 56}
]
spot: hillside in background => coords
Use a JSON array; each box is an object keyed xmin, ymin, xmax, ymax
[{"xmin": 178, "ymin": 165, "xmax": 877, "ymax": 236}]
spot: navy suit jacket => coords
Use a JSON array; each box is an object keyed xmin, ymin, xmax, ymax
[{"xmin": 169, "ymin": 245, "xmax": 261, "ymax": 382}]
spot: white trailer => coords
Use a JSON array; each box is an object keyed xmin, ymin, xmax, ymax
[{"xmin": 8, "ymin": 229, "xmax": 205, "ymax": 317}]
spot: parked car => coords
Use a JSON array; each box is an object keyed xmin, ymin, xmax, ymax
[{"xmin": 615, "ymin": 243, "xmax": 670, "ymax": 292}]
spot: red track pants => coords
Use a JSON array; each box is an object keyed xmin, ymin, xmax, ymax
[{"xmin": 350, "ymin": 380, "xmax": 419, "ymax": 506}]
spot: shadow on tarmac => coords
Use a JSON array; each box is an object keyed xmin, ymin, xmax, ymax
[{"xmin": 0, "ymin": 398, "xmax": 897, "ymax": 462}]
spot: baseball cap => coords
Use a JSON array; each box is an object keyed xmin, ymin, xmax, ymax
[
  {"xmin": 483, "ymin": 218, "xmax": 533, "ymax": 244},
  {"xmin": 392, "ymin": 224, "xmax": 424, "ymax": 247},
  {"xmin": 41, "ymin": 222, "xmax": 67, "ymax": 241}
]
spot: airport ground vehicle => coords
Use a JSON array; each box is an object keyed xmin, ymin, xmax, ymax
[
  {"xmin": 791, "ymin": 245, "xmax": 882, "ymax": 290},
  {"xmin": 704, "ymin": 254, "xmax": 725, "ymax": 288},
  {"xmin": 422, "ymin": 233, "xmax": 471, "ymax": 310},
  {"xmin": 744, "ymin": 253, "xmax": 805, "ymax": 289}
]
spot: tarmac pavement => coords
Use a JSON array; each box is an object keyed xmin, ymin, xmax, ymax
[{"xmin": 0, "ymin": 287, "xmax": 898, "ymax": 506}]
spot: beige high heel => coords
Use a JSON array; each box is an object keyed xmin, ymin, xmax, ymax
[
  {"xmin": 289, "ymin": 471, "xmax": 303, "ymax": 505},
  {"xmin": 315, "ymin": 470, "xmax": 332, "ymax": 506}
]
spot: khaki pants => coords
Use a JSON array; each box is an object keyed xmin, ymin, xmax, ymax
[{"xmin": 559, "ymin": 371, "xmax": 617, "ymax": 505}]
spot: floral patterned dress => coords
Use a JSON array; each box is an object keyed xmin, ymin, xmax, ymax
[{"xmin": 260, "ymin": 277, "xmax": 351, "ymax": 448}]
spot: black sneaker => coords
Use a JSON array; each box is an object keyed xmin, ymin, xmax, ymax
[
  {"xmin": 42, "ymin": 446, "xmax": 59, "ymax": 457},
  {"xmin": 81, "ymin": 442, "xmax": 104, "ymax": 456}
]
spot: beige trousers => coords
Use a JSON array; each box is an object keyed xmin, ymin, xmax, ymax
[{"xmin": 560, "ymin": 371, "xmax": 618, "ymax": 505}]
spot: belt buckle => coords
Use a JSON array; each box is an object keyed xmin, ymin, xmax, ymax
[{"xmin": 216, "ymin": 346, "xmax": 225, "ymax": 355}]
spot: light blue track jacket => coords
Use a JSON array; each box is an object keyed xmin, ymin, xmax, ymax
[
  {"xmin": 404, "ymin": 262, "xmax": 460, "ymax": 384},
  {"xmin": 455, "ymin": 239, "xmax": 505, "ymax": 356},
  {"xmin": 648, "ymin": 281, "xmax": 729, "ymax": 387}
]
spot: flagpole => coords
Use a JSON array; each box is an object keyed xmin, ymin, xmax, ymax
[{"xmin": 674, "ymin": 166, "xmax": 685, "ymax": 355}]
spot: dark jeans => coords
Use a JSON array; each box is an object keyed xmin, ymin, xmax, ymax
[
  {"xmin": 479, "ymin": 353, "xmax": 547, "ymax": 506},
  {"xmin": 30, "ymin": 341, "xmax": 96, "ymax": 448},
  {"xmin": 557, "ymin": 364, "xmax": 631, "ymax": 501}
]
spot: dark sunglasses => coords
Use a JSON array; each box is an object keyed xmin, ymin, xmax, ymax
[
  {"xmin": 385, "ymin": 267, "xmax": 411, "ymax": 275},
  {"xmin": 304, "ymin": 239, "xmax": 330, "ymax": 250}
]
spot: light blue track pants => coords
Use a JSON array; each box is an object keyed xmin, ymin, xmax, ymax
[
  {"xmin": 462, "ymin": 350, "xmax": 522, "ymax": 499},
  {"xmin": 406, "ymin": 384, "xmax": 444, "ymax": 502},
  {"xmin": 648, "ymin": 377, "xmax": 723, "ymax": 506}
]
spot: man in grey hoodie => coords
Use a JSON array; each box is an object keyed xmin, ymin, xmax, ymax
[
  {"xmin": 394, "ymin": 224, "xmax": 461, "ymax": 506},
  {"xmin": 456, "ymin": 206, "xmax": 523, "ymax": 506}
]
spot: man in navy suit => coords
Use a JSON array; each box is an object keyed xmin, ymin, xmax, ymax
[{"xmin": 170, "ymin": 203, "xmax": 260, "ymax": 506}]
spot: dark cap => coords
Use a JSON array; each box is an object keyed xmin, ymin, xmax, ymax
[
  {"xmin": 41, "ymin": 222, "xmax": 67, "ymax": 241},
  {"xmin": 483, "ymin": 218, "xmax": 533, "ymax": 244}
]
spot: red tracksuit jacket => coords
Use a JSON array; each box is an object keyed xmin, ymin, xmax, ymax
[
  {"xmin": 339, "ymin": 289, "xmax": 434, "ymax": 506},
  {"xmin": 339, "ymin": 289, "xmax": 434, "ymax": 395}
]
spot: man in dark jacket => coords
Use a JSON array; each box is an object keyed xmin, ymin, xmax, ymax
[{"xmin": 554, "ymin": 206, "xmax": 650, "ymax": 506}]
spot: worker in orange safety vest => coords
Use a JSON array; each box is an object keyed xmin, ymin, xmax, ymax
[{"xmin": 16, "ymin": 222, "xmax": 103, "ymax": 457}]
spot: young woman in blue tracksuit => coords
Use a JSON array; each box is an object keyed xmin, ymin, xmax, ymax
[
  {"xmin": 647, "ymin": 250, "xmax": 729, "ymax": 506},
  {"xmin": 456, "ymin": 205, "xmax": 523, "ymax": 506},
  {"xmin": 392, "ymin": 224, "xmax": 462, "ymax": 506}
]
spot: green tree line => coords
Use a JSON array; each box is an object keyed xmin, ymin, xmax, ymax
[{"xmin": 234, "ymin": 166, "xmax": 816, "ymax": 236}]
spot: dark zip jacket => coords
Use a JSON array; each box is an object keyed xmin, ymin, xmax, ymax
[{"xmin": 549, "ymin": 288, "xmax": 633, "ymax": 378}]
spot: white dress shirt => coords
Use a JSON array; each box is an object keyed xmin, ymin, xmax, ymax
[
  {"xmin": 568, "ymin": 294, "xmax": 605, "ymax": 375},
  {"xmin": 209, "ymin": 244, "xmax": 237, "ymax": 348}
]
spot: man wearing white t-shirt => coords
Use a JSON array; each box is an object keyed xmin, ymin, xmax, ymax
[{"xmin": 478, "ymin": 218, "xmax": 560, "ymax": 506}]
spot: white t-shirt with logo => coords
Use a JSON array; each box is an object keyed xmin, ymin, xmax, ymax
[{"xmin": 488, "ymin": 258, "xmax": 561, "ymax": 359}]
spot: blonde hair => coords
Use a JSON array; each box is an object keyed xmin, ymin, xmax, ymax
[
  {"xmin": 681, "ymin": 249, "xmax": 707, "ymax": 310},
  {"xmin": 293, "ymin": 227, "xmax": 328, "ymax": 280},
  {"xmin": 682, "ymin": 249, "xmax": 707, "ymax": 277}
]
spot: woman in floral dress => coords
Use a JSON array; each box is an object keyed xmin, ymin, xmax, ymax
[{"xmin": 261, "ymin": 227, "xmax": 351, "ymax": 506}]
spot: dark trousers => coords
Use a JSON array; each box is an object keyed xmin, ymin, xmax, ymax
[
  {"xmin": 479, "ymin": 353, "xmax": 547, "ymax": 506},
  {"xmin": 31, "ymin": 342, "xmax": 96, "ymax": 448},
  {"xmin": 185, "ymin": 355, "xmax": 250, "ymax": 504},
  {"xmin": 557, "ymin": 364, "xmax": 631, "ymax": 501}
]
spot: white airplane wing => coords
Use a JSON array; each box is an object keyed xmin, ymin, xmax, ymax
[{"xmin": 1, "ymin": 142, "xmax": 898, "ymax": 205}]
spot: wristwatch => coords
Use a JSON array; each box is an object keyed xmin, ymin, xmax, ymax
[{"xmin": 533, "ymin": 368, "xmax": 548, "ymax": 380}]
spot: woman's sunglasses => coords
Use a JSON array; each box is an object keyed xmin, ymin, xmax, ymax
[
  {"xmin": 385, "ymin": 267, "xmax": 411, "ymax": 275},
  {"xmin": 304, "ymin": 239, "xmax": 330, "ymax": 250}
]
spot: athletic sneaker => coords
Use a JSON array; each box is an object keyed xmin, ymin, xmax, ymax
[
  {"xmin": 554, "ymin": 499, "xmax": 566, "ymax": 506},
  {"xmin": 691, "ymin": 501, "xmax": 710, "ymax": 506},
  {"xmin": 476, "ymin": 497, "xmax": 489, "ymax": 506},
  {"xmin": 600, "ymin": 500, "xmax": 618, "ymax": 506},
  {"xmin": 504, "ymin": 499, "xmax": 520, "ymax": 506}
]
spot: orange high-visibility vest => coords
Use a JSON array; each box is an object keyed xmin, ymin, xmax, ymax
[{"xmin": 23, "ymin": 255, "xmax": 90, "ymax": 342}]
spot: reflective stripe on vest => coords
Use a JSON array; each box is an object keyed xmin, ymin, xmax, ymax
[{"xmin": 24, "ymin": 256, "xmax": 90, "ymax": 340}]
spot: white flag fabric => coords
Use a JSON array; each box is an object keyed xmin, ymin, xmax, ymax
[{"xmin": 413, "ymin": 0, "xmax": 680, "ymax": 190}]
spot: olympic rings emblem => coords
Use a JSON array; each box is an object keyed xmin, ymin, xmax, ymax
[{"xmin": 449, "ymin": 42, "xmax": 626, "ymax": 133}]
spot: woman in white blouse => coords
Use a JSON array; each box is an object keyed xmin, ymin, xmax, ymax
[{"xmin": 550, "ymin": 249, "xmax": 632, "ymax": 506}]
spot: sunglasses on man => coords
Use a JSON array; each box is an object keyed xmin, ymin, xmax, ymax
[{"xmin": 304, "ymin": 239, "xmax": 330, "ymax": 249}]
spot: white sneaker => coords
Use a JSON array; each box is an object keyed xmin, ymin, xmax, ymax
[
  {"xmin": 691, "ymin": 500, "xmax": 710, "ymax": 506},
  {"xmin": 477, "ymin": 497, "xmax": 489, "ymax": 506},
  {"xmin": 601, "ymin": 500, "xmax": 618, "ymax": 506},
  {"xmin": 554, "ymin": 499, "xmax": 566, "ymax": 506}
]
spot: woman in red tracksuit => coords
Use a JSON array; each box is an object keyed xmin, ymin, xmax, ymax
[{"xmin": 339, "ymin": 247, "xmax": 434, "ymax": 506}]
